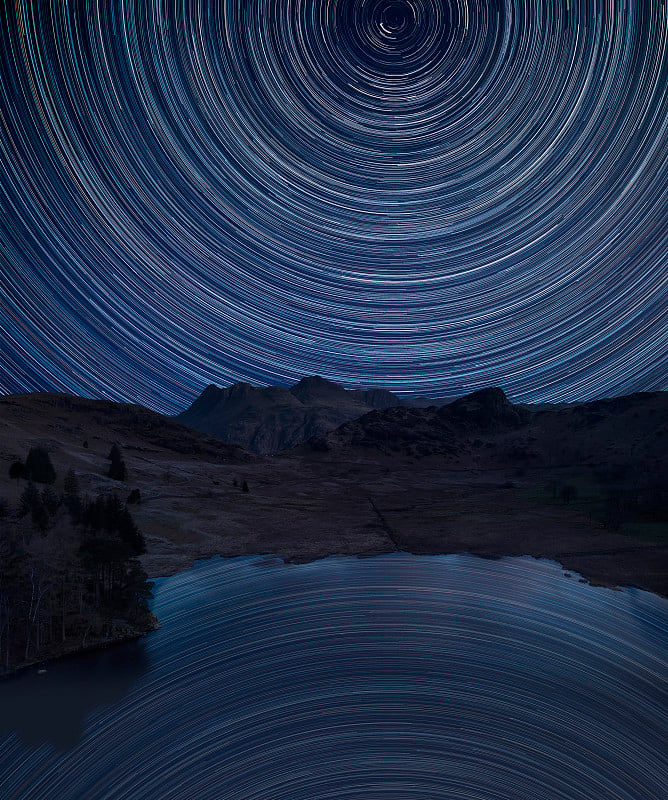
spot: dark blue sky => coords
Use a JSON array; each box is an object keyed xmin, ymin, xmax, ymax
[{"xmin": 1, "ymin": 1, "xmax": 666, "ymax": 413}]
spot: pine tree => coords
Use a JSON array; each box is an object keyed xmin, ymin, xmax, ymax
[{"xmin": 108, "ymin": 445, "xmax": 127, "ymax": 481}]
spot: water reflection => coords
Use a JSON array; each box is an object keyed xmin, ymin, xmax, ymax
[
  {"xmin": 0, "ymin": 640, "xmax": 149, "ymax": 749},
  {"xmin": 0, "ymin": 554, "xmax": 666, "ymax": 800}
]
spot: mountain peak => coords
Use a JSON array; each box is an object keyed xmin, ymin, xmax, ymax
[
  {"xmin": 290, "ymin": 375, "xmax": 350, "ymax": 404},
  {"xmin": 227, "ymin": 381, "xmax": 255, "ymax": 398},
  {"xmin": 445, "ymin": 387, "xmax": 529, "ymax": 428}
]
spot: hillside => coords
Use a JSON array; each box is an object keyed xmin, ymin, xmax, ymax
[{"xmin": 308, "ymin": 387, "xmax": 667, "ymax": 476}]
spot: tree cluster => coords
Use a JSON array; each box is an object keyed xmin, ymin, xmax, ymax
[
  {"xmin": 9, "ymin": 447, "xmax": 56, "ymax": 485},
  {"xmin": 1, "ymin": 473, "xmax": 152, "ymax": 674}
]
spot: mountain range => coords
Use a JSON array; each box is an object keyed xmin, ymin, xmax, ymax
[{"xmin": 176, "ymin": 375, "xmax": 456, "ymax": 454}]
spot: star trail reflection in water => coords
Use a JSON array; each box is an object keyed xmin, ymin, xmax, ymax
[{"xmin": 0, "ymin": 553, "xmax": 666, "ymax": 799}]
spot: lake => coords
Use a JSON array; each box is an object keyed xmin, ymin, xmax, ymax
[{"xmin": 0, "ymin": 553, "xmax": 666, "ymax": 799}]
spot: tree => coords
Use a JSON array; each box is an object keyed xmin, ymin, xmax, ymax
[
  {"xmin": 24, "ymin": 447, "xmax": 56, "ymax": 484},
  {"xmin": 126, "ymin": 488, "xmax": 141, "ymax": 505},
  {"xmin": 63, "ymin": 469, "xmax": 83, "ymax": 523},
  {"xmin": 40, "ymin": 486, "xmax": 60, "ymax": 516},
  {"xmin": 19, "ymin": 482, "xmax": 41, "ymax": 517},
  {"xmin": 109, "ymin": 459, "xmax": 127, "ymax": 482},
  {"xmin": 121, "ymin": 560, "xmax": 153, "ymax": 618},
  {"xmin": 63, "ymin": 468, "xmax": 80, "ymax": 498},
  {"xmin": 19, "ymin": 482, "xmax": 50, "ymax": 532},
  {"xmin": 118, "ymin": 508, "xmax": 146, "ymax": 556},
  {"xmin": 108, "ymin": 444, "xmax": 127, "ymax": 482},
  {"xmin": 9, "ymin": 461, "xmax": 25, "ymax": 481},
  {"xmin": 103, "ymin": 494, "xmax": 124, "ymax": 533},
  {"xmin": 31, "ymin": 502, "xmax": 50, "ymax": 533},
  {"xmin": 1, "ymin": 483, "xmax": 152, "ymax": 674},
  {"xmin": 82, "ymin": 495, "xmax": 106, "ymax": 532}
]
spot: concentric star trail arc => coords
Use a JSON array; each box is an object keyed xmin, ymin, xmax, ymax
[{"xmin": 0, "ymin": 0, "xmax": 666, "ymax": 412}]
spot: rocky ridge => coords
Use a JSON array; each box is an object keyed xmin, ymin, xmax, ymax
[{"xmin": 176, "ymin": 375, "xmax": 456, "ymax": 454}]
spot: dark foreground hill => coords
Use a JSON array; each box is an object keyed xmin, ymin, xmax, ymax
[{"xmin": 176, "ymin": 376, "xmax": 455, "ymax": 454}]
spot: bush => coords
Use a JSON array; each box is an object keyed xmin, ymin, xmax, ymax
[
  {"xmin": 127, "ymin": 488, "xmax": 141, "ymax": 505},
  {"xmin": 24, "ymin": 447, "xmax": 56, "ymax": 484}
]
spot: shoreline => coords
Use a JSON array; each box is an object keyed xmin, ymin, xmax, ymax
[
  {"xmin": 142, "ymin": 542, "xmax": 668, "ymax": 600},
  {"xmin": 0, "ymin": 616, "xmax": 159, "ymax": 681},
  {"xmin": 3, "ymin": 546, "xmax": 665, "ymax": 682}
]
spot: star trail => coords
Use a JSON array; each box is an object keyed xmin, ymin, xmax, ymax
[
  {"xmin": 1, "ymin": 555, "xmax": 666, "ymax": 799},
  {"xmin": 0, "ymin": 1, "xmax": 666, "ymax": 413}
]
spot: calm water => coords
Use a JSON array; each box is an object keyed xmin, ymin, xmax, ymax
[{"xmin": 0, "ymin": 553, "xmax": 666, "ymax": 799}]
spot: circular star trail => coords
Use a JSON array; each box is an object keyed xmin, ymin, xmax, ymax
[{"xmin": 0, "ymin": 1, "xmax": 666, "ymax": 412}]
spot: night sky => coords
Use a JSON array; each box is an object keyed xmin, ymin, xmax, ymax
[{"xmin": 0, "ymin": 1, "xmax": 666, "ymax": 415}]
